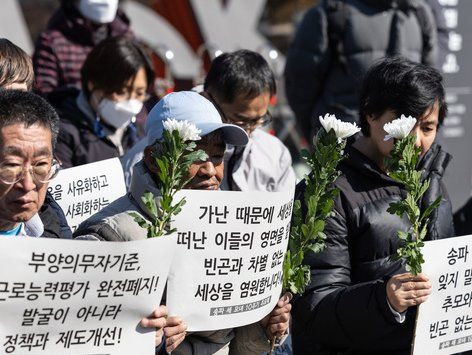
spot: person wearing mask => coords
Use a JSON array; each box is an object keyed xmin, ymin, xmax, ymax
[
  {"xmin": 291, "ymin": 57, "xmax": 454, "ymax": 354},
  {"xmin": 0, "ymin": 88, "xmax": 169, "ymax": 353},
  {"xmin": 122, "ymin": 50, "xmax": 296, "ymax": 193},
  {"xmin": 54, "ymin": 36, "xmax": 154, "ymax": 168},
  {"xmin": 0, "ymin": 37, "xmax": 72, "ymax": 239},
  {"xmin": 76, "ymin": 91, "xmax": 291, "ymax": 354},
  {"xmin": 33, "ymin": 0, "xmax": 133, "ymax": 101}
]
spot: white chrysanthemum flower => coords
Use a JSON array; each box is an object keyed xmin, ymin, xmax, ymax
[
  {"xmin": 383, "ymin": 115, "xmax": 417, "ymax": 141},
  {"xmin": 163, "ymin": 118, "xmax": 201, "ymax": 141},
  {"xmin": 319, "ymin": 114, "xmax": 361, "ymax": 140}
]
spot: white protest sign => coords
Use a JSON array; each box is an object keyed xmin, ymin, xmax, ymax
[
  {"xmin": 0, "ymin": 235, "xmax": 176, "ymax": 354},
  {"xmin": 413, "ymin": 235, "xmax": 472, "ymax": 354},
  {"xmin": 166, "ymin": 189, "xmax": 294, "ymax": 331},
  {"xmin": 48, "ymin": 158, "xmax": 126, "ymax": 232}
]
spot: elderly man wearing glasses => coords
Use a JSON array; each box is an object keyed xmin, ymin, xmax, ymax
[
  {"xmin": 122, "ymin": 50, "xmax": 295, "ymax": 193},
  {"xmin": 0, "ymin": 90, "xmax": 61, "ymax": 237}
]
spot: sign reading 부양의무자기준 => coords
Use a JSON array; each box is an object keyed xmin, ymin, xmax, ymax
[
  {"xmin": 166, "ymin": 189, "xmax": 294, "ymax": 331},
  {"xmin": 413, "ymin": 234, "xmax": 472, "ymax": 354},
  {"xmin": 0, "ymin": 235, "xmax": 176, "ymax": 354},
  {"xmin": 47, "ymin": 158, "xmax": 127, "ymax": 232}
]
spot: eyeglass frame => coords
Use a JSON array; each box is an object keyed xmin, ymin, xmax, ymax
[
  {"xmin": 0, "ymin": 158, "xmax": 62, "ymax": 185},
  {"xmin": 207, "ymin": 92, "xmax": 272, "ymax": 130}
]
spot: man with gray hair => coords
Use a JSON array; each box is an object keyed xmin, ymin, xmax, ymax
[
  {"xmin": 0, "ymin": 90, "xmax": 61, "ymax": 238},
  {"xmin": 76, "ymin": 91, "xmax": 291, "ymax": 354}
]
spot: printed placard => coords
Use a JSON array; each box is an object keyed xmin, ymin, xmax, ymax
[
  {"xmin": 0, "ymin": 235, "xmax": 176, "ymax": 354},
  {"xmin": 413, "ymin": 235, "xmax": 472, "ymax": 354},
  {"xmin": 166, "ymin": 189, "xmax": 294, "ymax": 331},
  {"xmin": 48, "ymin": 158, "xmax": 126, "ymax": 232}
]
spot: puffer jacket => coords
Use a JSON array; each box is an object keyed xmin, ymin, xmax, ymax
[
  {"xmin": 285, "ymin": 0, "xmax": 438, "ymax": 140},
  {"xmin": 74, "ymin": 161, "xmax": 272, "ymax": 355},
  {"xmin": 291, "ymin": 144, "xmax": 454, "ymax": 355},
  {"xmin": 39, "ymin": 191, "xmax": 72, "ymax": 239},
  {"xmin": 32, "ymin": 2, "xmax": 133, "ymax": 99}
]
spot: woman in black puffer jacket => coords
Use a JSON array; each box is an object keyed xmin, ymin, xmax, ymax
[{"xmin": 291, "ymin": 58, "xmax": 454, "ymax": 355}]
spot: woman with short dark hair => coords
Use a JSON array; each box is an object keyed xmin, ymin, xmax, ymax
[
  {"xmin": 54, "ymin": 36, "xmax": 154, "ymax": 168},
  {"xmin": 291, "ymin": 57, "xmax": 454, "ymax": 355}
]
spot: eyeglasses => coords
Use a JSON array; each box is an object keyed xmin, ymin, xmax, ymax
[
  {"xmin": 207, "ymin": 93, "xmax": 272, "ymax": 130},
  {"xmin": 0, "ymin": 159, "xmax": 61, "ymax": 185},
  {"xmin": 229, "ymin": 111, "xmax": 272, "ymax": 130}
]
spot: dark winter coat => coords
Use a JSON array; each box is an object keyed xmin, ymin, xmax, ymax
[
  {"xmin": 32, "ymin": 3, "xmax": 133, "ymax": 99},
  {"xmin": 285, "ymin": 0, "xmax": 438, "ymax": 140},
  {"xmin": 54, "ymin": 93, "xmax": 138, "ymax": 168},
  {"xmin": 291, "ymin": 143, "xmax": 454, "ymax": 355},
  {"xmin": 39, "ymin": 191, "xmax": 72, "ymax": 239}
]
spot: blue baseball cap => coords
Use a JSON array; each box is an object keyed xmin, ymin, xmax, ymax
[{"xmin": 145, "ymin": 91, "xmax": 248, "ymax": 146}]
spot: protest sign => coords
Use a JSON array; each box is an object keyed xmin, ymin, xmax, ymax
[
  {"xmin": 413, "ymin": 235, "xmax": 472, "ymax": 354},
  {"xmin": 0, "ymin": 235, "xmax": 176, "ymax": 354},
  {"xmin": 48, "ymin": 158, "xmax": 126, "ymax": 232},
  {"xmin": 166, "ymin": 189, "xmax": 294, "ymax": 331}
]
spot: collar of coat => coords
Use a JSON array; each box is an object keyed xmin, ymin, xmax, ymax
[{"xmin": 343, "ymin": 142, "xmax": 451, "ymax": 185}]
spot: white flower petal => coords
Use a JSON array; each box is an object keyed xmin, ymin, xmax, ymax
[
  {"xmin": 383, "ymin": 115, "xmax": 417, "ymax": 141},
  {"xmin": 319, "ymin": 113, "xmax": 361, "ymax": 140},
  {"xmin": 163, "ymin": 118, "xmax": 201, "ymax": 141}
]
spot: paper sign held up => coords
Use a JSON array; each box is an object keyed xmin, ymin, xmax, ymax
[
  {"xmin": 48, "ymin": 158, "xmax": 127, "ymax": 232},
  {"xmin": 166, "ymin": 189, "xmax": 294, "ymax": 331},
  {"xmin": 0, "ymin": 236, "xmax": 176, "ymax": 355},
  {"xmin": 413, "ymin": 234, "xmax": 472, "ymax": 354}
]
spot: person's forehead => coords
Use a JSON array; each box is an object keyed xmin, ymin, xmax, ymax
[
  {"xmin": 226, "ymin": 91, "xmax": 270, "ymax": 109},
  {"xmin": 196, "ymin": 135, "xmax": 225, "ymax": 152},
  {"xmin": 0, "ymin": 124, "xmax": 52, "ymax": 152},
  {"xmin": 418, "ymin": 104, "xmax": 440, "ymax": 124}
]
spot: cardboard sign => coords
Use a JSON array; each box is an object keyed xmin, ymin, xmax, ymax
[
  {"xmin": 166, "ymin": 189, "xmax": 294, "ymax": 331},
  {"xmin": 413, "ymin": 235, "xmax": 472, "ymax": 354}
]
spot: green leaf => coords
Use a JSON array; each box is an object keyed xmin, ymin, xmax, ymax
[
  {"xmin": 142, "ymin": 192, "xmax": 158, "ymax": 218},
  {"xmin": 397, "ymin": 230, "xmax": 409, "ymax": 241},
  {"xmin": 420, "ymin": 196, "xmax": 441, "ymax": 223},
  {"xmin": 129, "ymin": 212, "xmax": 150, "ymax": 229}
]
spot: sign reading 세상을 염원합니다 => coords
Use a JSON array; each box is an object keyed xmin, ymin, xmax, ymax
[
  {"xmin": 166, "ymin": 189, "xmax": 294, "ymax": 331},
  {"xmin": 413, "ymin": 234, "xmax": 472, "ymax": 354},
  {"xmin": 0, "ymin": 235, "xmax": 176, "ymax": 354},
  {"xmin": 47, "ymin": 158, "xmax": 127, "ymax": 232}
]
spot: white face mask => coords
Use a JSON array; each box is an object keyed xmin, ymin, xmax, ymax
[
  {"xmin": 97, "ymin": 98, "xmax": 143, "ymax": 130},
  {"xmin": 78, "ymin": 0, "xmax": 119, "ymax": 24}
]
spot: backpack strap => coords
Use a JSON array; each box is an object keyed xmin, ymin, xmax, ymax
[{"xmin": 323, "ymin": 0, "xmax": 349, "ymax": 73}]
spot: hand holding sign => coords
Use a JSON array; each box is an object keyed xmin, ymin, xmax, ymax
[
  {"xmin": 163, "ymin": 316, "xmax": 188, "ymax": 352},
  {"xmin": 259, "ymin": 292, "xmax": 292, "ymax": 339},
  {"xmin": 386, "ymin": 273, "xmax": 432, "ymax": 313},
  {"xmin": 140, "ymin": 305, "xmax": 168, "ymax": 347}
]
